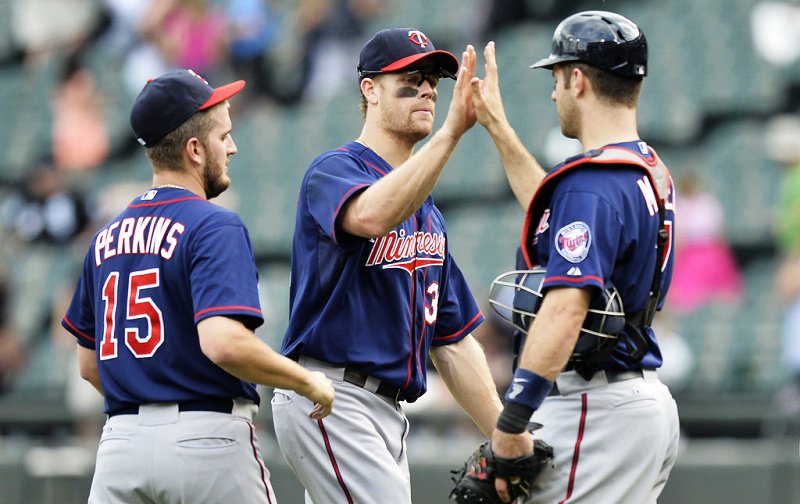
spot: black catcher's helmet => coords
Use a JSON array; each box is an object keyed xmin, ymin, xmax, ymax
[
  {"xmin": 531, "ymin": 10, "xmax": 647, "ymax": 77},
  {"xmin": 488, "ymin": 268, "xmax": 625, "ymax": 362}
]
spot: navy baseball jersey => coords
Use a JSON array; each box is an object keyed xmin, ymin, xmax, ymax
[
  {"xmin": 522, "ymin": 141, "xmax": 676, "ymax": 370},
  {"xmin": 281, "ymin": 142, "xmax": 484, "ymax": 402},
  {"xmin": 61, "ymin": 187, "xmax": 264, "ymax": 414}
]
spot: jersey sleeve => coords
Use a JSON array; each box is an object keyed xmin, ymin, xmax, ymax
[
  {"xmin": 542, "ymin": 188, "xmax": 621, "ymax": 291},
  {"xmin": 61, "ymin": 250, "xmax": 98, "ymax": 350},
  {"xmin": 305, "ymin": 153, "xmax": 375, "ymax": 248},
  {"xmin": 190, "ymin": 215, "xmax": 264, "ymax": 329},
  {"xmin": 431, "ymin": 255, "xmax": 485, "ymax": 346}
]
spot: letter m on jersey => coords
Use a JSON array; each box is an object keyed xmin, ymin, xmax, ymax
[{"xmin": 637, "ymin": 176, "xmax": 660, "ymax": 216}]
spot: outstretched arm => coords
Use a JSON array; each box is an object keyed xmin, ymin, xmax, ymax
[
  {"xmin": 198, "ymin": 316, "xmax": 335, "ymax": 419},
  {"xmin": 470, "ymin": 42, "xmax": 547, "ymax": 210},
  {"xmin": 340, "ymin": 47, "xmax": 478, "ymax": 238},
  {"xmin": 430, "ymin": 334, "xmax": 503, "ymax": 438}
]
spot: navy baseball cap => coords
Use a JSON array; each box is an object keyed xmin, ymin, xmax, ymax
[
  {"xmin": 130, "ymin": 69, "xmax": 246, "ymax": 147},
  {"xmin": 357, "ymin": 28, "xmax": 459, "ymax": 80}
]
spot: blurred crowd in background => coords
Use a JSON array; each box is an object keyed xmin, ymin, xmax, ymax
[{"xmin": 0, "ymin": 0, "xmax": 798, "ymax": 450}]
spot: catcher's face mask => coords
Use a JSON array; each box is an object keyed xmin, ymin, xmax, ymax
[{"xmin": 488, "ymin": 267, "xmax": 626, "ymax": 355}]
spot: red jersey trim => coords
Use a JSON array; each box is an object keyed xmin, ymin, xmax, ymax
[
  {"xmin": 363, "ymin": 160, "xmax": 388, "ymax": 176},
  {"xmin": 62, "ymin": 315, "xmax": 95, "ymax": 343},
  {"xmin": 433, "ymin": 311, "xmax": 484, "ymax": 342},
  {"xmin": 543, "ymin": 275, "xmax": 604, "ymax": 286},
  {"xmin": 194, "ymin": 305, "xmax": 263, "ymax": 319},
  {"xmin": 337, "ymin": 146, "xmax": 389, "ymax": 177},
  {"xmin": 129, "ymin": 196, "xmax": 205, "ymax": 208}
]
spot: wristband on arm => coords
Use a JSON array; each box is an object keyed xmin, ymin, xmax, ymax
[{"xmin": 496, "ymin": 368, "xmax": 553, "ymax": 434}]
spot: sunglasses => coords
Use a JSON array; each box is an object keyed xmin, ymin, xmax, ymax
[{"xmin": 358, "ymin": 67, "xmax": 456, "ymax": 87}]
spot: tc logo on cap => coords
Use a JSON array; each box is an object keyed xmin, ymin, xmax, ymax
[{"xmin": 407, "ymin": 30, "xmax": 429, "ymax": 48}]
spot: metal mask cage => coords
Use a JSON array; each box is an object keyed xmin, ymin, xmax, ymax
[{"xmin": 488, "ymin": 268, "xmax": 625, "ymax": 339}]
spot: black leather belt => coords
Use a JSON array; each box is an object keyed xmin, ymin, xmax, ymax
[
  {"xmin": 109, "ymin": 398, "xmax": 235, "ymax": 417},
  {"xmin": 343, "ymin": 368, "xmax": 406, "ymax": 403},
  {"xmin": 549, "ymin": 369, "xmax": 648, "ymax": 396}
]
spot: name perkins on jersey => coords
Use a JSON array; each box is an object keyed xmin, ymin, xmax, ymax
[
  {"xmin": 94, "ymin": 216, "xmax": 185, "ymax": 266},
  {"xmin": 365, "ymin": 229, "xmax": 445, "ymax": 273}
]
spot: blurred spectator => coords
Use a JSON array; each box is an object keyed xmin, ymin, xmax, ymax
[
  {"xmin": 10, "ymin": 0, "xmax": 106, "ymax": 66},
  {"xmin": 766, "ymin": 114, "xmax": 800, "ymax": 412},
  {"xmin": 101, "ymin": 0, "xmax": 171, "ymax": 98},
  {"xmin": 767, "ymin": 115, "xmax": 800, "ymax": 255},
  {"xmin": 0, "ymin": 265, "xmax": 26, "ymax": 394},
  {"xmin": 0, "ymin": 160, "xmax": 91, "ymax": 245},
  {"xmin": 147, "ymin": 0, "xmax": 229, "ymax": 78},
  {"xmin": 50, "ymin": 53, "xmax": 111, "ymax": 172},
  {"xmin": 776, "ymin": 253, "xmax": 800, "ymax": 413},
  {"xmin": 226, "ymin": 0, "xmax": 282, "ymax": 102},
  {"xmin": 667, "ymin": 173, "xmax": 744, "ymax": 313},
  {"xmin": 298, "ymin": 0, "xmax": 383, "ymax": 101}
]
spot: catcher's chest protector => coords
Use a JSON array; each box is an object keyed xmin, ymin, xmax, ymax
[{"xmin": 522, "ymin": 145, "xmax": 671, "ymax": 270}]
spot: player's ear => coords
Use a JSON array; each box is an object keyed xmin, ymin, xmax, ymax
[
  {"xmin": 572, "ymin": 67, "xmax": 587, "ymax": 96},
  {"xmin": 185, "ymin": 137, "xmax": 205, "ymax": 166},
  {"xmin": 360, "ymin": 77, "xmax": 380, "ymax": 106}
]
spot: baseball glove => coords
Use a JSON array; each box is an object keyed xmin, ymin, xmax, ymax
[{"xmin": 449, "ymin": 437, "xmax": 554, "ymax": 504}]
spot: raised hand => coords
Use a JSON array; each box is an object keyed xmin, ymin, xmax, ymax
[
  {"xmin": 441, "ymin": 45, "xmax": 478, "ymax": 139},
  {"xmin": 470, "ymin": 41, "xmax": 511, "ymax": 132}
]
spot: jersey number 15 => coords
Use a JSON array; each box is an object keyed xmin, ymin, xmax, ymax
[{"xmin": 100, "ymin": 269, "xmax": 164, "ymax": 360}]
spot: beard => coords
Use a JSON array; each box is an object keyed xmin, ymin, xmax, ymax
[
  {"xmin": 202, "ymin": 150, "xmax": 230, "ymax": 200},
  {"xmin": 558, "ymin": 96, "xmax": 581, "ymax": 140}
]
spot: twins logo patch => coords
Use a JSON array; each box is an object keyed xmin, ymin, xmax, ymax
[{"xmin": 555, "ymin": 221, "xmax": 591, "ymax": 263}]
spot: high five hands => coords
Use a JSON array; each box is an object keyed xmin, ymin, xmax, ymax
[{"xmin": 464, "ymin": 42, "xmax": 511, "ymax": 134}]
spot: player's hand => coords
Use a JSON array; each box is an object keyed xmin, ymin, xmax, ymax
[
  {"xmin": 441, "ymin": 45, "xmax": 478, "ymax": 139},
  {"xmin": 491, "ymin": 429, "xmax": 534, "ymax": 502},
  {"xmin": 470, "ymin": 41, "xmax": 511, "ymax": 133},
  {"xmin": 301, "ymin": 371, "xmax": 335, "ymax": 419}
]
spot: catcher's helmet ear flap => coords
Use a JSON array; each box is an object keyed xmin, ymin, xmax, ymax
[
  {"xmin": 530, "ymin": 10, "xmax": 647, "ymax": 77},
  {"xmin": 488, "ymin": 267, "xmax": 625, "ymax": 343}
]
